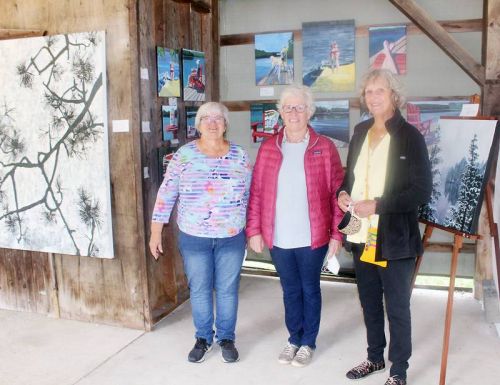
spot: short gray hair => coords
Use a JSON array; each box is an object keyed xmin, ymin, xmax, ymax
[
  {"xmin": 195, "ymin": 102, "xmax": 229, "ymax": 129},
  {"xmin": 360, "ymin": 69, "xmax": 406, "ymax": 109},
  {"xmin": 278, "ymin": 84, "xmax": 316, "ymax": 117}
]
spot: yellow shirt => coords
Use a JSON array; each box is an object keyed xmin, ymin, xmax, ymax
[{"xmin": 347, "ymin": 133, "xmax": 391, "ymax": 244}]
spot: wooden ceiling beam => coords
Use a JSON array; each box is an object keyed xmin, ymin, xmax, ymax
[
  {"xmin": 0, "ymin": 29, "xmax": 46, "ymax": 40},
  {"xmin": 389, "ymin": 0, "xmax": 485, "ymax": 86}
]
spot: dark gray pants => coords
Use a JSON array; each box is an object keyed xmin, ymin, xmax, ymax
[{"xmin": 351, "ymin": 243, "xmax": 415, "ymax": 380}]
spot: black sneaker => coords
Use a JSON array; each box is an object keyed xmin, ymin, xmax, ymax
[
  {"xmin": 188, "ymin": 338, "xmax": 212, "ymax": 363},
  {"xmin": 219, "ymin": 339, "xmax": 239, "ymax": 363},
  {"xmin": 346, "ymin": 359, "xmax": 385, "ymax": 379},
  {"xmin": 384, "ymin": 375, "xmax": 406, "ymax": 385}
]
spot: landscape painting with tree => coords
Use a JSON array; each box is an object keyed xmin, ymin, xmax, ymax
[
  {"xmin": 254, "ymin": 32, "xmax": 294, "ymax": 86},
  {"xmin": 418, "ymin": 118, "xmax": 499, "ymax": 234},
  {"xmin": 0, "ymin": 31, "xmax": 114, "ymax": 258}
]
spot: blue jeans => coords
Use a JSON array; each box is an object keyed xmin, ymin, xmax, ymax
[
  {"xmin": 178, "ymin": 230, "xmax": 246, "ymax": 345},
  {"xmin": 270, "ymin": 244, "xmax": 328, "ymax": 349}
]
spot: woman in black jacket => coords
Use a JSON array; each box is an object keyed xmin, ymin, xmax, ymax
[{"xmin": 337, "ymin": 69, "xmax": 432, "ymax": 385}]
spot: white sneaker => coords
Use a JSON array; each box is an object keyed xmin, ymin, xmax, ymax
[
  {"xmin": 291, "ymin": 345, "xmax": 314, "ymax": 367},
  {"xmin": 278, "ymin": 342, "xmax": 299, "ymax": 364}
]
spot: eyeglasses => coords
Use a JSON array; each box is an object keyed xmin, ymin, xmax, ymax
[
  {"xmin": 200, "ymin": 115, "xmax": 225, "ymax": 123},
  {"xmin": 281, "ymin": 104, "xmax": 307, "ymax": 113}
]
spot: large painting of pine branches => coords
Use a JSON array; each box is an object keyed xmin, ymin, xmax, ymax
[
  {"xmin": 419, "ymin": 118, "xmax": 499, "ymax": 234},
  {"xmin": 0, "ymin": 31, "xmax": 114, "ymax": 258}
]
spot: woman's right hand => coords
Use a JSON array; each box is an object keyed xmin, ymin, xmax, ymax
[
  {"xmin": 338, "ymin": 191, "xmax": 353, "ymax": 212},
  {"xmin": 149, "ymin": 222, "xmax": 164, "ymax": 260},
  {"xmin": 248, "ymin": 234, "xmax": 264, "ymax": 253}
]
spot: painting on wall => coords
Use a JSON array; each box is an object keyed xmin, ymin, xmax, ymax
[
  {"xmin": 418, "ymin": 118, "xmax": 499, "ymax": 234},
  {"xmin": 185, "ymin": 106, "xmax": 199, "ymax": 139},
  {"xmin": 310, "ymin": 100, "xmax": 349, "ymax": 148},
  {"xmin": 250, "ymin": 103, "xmax": 282, "ymax": 142},
  {"xmin": 161, "ymin": 105, "xmax": 178, "ymax": 141},
  {"xmin": 182, "ymin": 49, "xmax": 206, "ymax": 102},
  {"xmin": 302, "ymin": 20, "xmax": 356, "ymax": 92},
  {"xmin": 255, "ymin": 32, "xmax": 294, "ymax": 86},
  {"xmin": 157, "ymin": 47, "xmax": 181, "ymax": 97},
  {"xmin": 406, "ymin": 99, "xmax": 469, "ymax": 146},
  {"xmin": 0, "ymin": 31, "xmax": 114, "ymax": 258},
  {"xmin": 369, "ymin": 25, "xmax": 407, "ymax": 74}
]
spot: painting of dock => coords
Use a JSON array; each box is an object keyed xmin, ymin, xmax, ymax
[
  {"xmin": 369, "ymin": 25, "xmax": 407, "ymax": 75},
  {"xmin": 182, "ymin": 49, "xmax": 206, "ymax": 102},
  {"xmin": 157, "ymin": 47, "xmax": 181, "ymax": 97},
  {"xmin": 310, "ymin": 100, "xmax": 350, "ymax": 148},
  {"xmin": 255, "ymin": 32, "xmax": 294, "ymax": 86},
  {"xmin": 302, "ymin": 20, "xmax": 356, "ymax": 92}
]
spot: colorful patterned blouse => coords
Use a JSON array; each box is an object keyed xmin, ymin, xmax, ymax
[{"xmin": 152, "ymin": 141, "xmax": 252, "ymax": 238}]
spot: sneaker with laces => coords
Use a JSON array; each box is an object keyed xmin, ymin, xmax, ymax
[
  {"xmin": 188, "ymin": 338, "xmax": 212, "ymax": 363},
  {"xmin": 291, "ymin": 345, "xmax": 314, "ymax": 367},
  {"xmin": 278, "ymin": 342, "xmax": 299, "ymax": 364},
  {"xmin": 219, "ymin": 339, "xmax": 239, "ymax": 363},
  {"xmin": 384, "ymin": 375, "xmax": 406, "ymax": 385},
  {"xmin": 346, "ymin": 359, "xmax": 385, "ymax": 379}
]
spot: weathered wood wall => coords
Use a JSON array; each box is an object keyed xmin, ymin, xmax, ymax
[
  {"xmin": 0, "ymin": 0, "xmax": 220, "ymax": 329},
  {"xmin": 138, "ymin": 0, "xmax": 219, "ymax": 324},
  {"xmin": 0, "ymin": 0, "xmax": 149, "ymax": 329}
]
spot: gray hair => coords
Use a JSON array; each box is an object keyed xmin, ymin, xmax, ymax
[
  {"xmin": 195, "ymin": 102, "xmax": 229, "ymax": 129},
  {"xmin": 278, "ymin": 84, "xmax": 316, "ymax": 117},
  {"xmin": 360, "ymin": 69, "xmax": 406, "ymax": 109}
]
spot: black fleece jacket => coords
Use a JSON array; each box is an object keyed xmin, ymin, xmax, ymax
[{"xmin": 338, "ymin": 109, "xmax": 432, "ymax": 260}]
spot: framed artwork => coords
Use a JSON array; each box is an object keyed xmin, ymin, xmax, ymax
[
  {"xmin": 250, "ymin": 103, "xmax": 282, "ymax": 142},
  {"xmin": 161, "ymin": 105, "xmax": 178, "ymax": 141},
  {"xmin": 369, "ymin": 25, "xmax": 407, "ymax": 74},
  {"xmin": 157, "ymin": 47, "xmax": 181, "ymax": 97},
  {"xmin": 185, "ymin": 106, "xmax": 199, "ymax": 139},
  {"xmin": 255, "ymin": 32, "xmax": 294, "ymax": 85},
  {"xmin": 418, "ymin": 118, "xmax": 499, "ymax": 234},
  {"xmin": 0, "ymin": 31, "xmax": 114, "ymax": 258},
  {"xmin": 158, "ymin": 146, "xmax": 175, "ymax": 180},
  {"xmin": 182, "ymin": 49, "xmax": 206, "ymax": 101},
  {"xmin": 302, "ymin": 20, "xmax": 356, "ymax": 92},
  {"xmin": 310, "ymin": 100, "xmax": 349, "ymax": 148},
  {"xmin": 406, "ymin": 99, "xmax": 469, "ymax": 146}
]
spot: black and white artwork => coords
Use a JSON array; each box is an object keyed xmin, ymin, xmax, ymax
[
  {"xmin": 419, "ymin": 118, "xmax": 499, "ymax": 234},
  {"xmin": 0, "ymin": 31, "xmax": 114, "ymax": 258}
]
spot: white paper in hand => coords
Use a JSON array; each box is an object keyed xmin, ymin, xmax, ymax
[{"xmin": 327, "ymin": 254, "xmax": 341, "ymax": 275}]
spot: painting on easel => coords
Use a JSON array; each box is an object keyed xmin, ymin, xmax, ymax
[{"xmin": 418, "ymin": 118, "xmax": 499, "ymax": 234}]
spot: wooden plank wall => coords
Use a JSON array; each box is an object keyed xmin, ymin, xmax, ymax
[
  {"xmin": 0, "ymin": 0, "xmax": 149, "ymax": 329},
  {"xmin": 138, "ymin": 0, "xmax": 220, "ymax": 324}
]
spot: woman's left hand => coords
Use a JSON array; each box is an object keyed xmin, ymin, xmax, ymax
[
  {"xmin": 353, "ymin": 199, "xmax": 377, "ymax": 218},
  {"xmin": 326, "ymin": 239, "xmax": 341, "ymax": 259}
]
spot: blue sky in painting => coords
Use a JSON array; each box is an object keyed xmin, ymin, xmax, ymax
[{"xmin": 255, "ymin": 32, "xmax": 292, "ymax": 53}]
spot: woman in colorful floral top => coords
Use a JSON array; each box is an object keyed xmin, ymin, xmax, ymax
[{"xmin": 150, "ymin": 102, "xmax": 252, "ymax": 364}]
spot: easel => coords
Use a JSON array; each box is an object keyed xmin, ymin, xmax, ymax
[{"xmin": 412, "ymin": 115, "xmax": 499, "ymax": 385}]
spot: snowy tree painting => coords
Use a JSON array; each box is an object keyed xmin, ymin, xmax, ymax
[
  {"xmin": 0, "ymin": 31, "xmax": 114, "ymax": 258},
  {"xmin": 418, "ymin": 118, "xmax": 498, "ymax": 234}
]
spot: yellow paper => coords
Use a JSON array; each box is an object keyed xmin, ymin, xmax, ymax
[{"xmin": 360, "ymin": 225, "xmax": 387, "ymax": 268}]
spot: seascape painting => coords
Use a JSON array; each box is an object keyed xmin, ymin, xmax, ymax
[
  {"xmin": 310, "ymin": 100, "xmax": 349, "ymax": 148},
  {"xmin": 182, "ymin": 49, "xmax": 206, "ymax": 102},
  {"xmin": 0, "ymin": 31, "xmax": 114, "ymax": 258},
  {"xmin": 161, "ymin": 105, "xmax": 178, "ymax": 142},
  {"xmin": 406, "ymin": 100, "xmax": 469, "ymax": 146},
  {"xmin": 250, "ymin": 103, "xmax": 282, "ymax": 142},
  {"xmin": 157, "ymin": 47, "xmax": 181, "ymax": 97},
  {"xmin": 185, "ymin": 106, "xmax": 199, "ymax": 139},
  {"xmin": 419, "ymin": 118, "xmax": 499, "ymax": 234},
  {"xmin": 255, "ymin": 32, "xmax": 294, "ymax": 85},
  {"xmin": 369, "ymin": 26, "xmax": 407, "ymax": 74},
  {"xmin": 302, "ymin": 20, "xmax": 356, "ymax": 92}
]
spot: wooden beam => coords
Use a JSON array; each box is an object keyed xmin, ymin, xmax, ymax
[
  {"xmin": 389, "ymin": 0, "xmax": 485, "ymax": 86},
  {"xmin": 220, "ymin": 19, "xmax": 482, "ymax": 46},
  {"xmin": 0, "ymin": 28, "xmax": 46, "ymax": 40}
]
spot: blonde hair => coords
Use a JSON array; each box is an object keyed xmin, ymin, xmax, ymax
[{"xmin": 360, "ymin": 69, "xmax": 406, "ymax": 109}]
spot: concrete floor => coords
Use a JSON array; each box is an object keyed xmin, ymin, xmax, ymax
[{"xmin": 1, "ymin": 275, "xmax": 499, "ymax": 385}]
